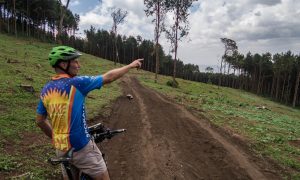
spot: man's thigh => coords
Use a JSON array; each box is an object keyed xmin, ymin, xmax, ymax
[
  {"xmin": 56, "ymin": 140, "xmax": 108, "ymax": 178},
  {"xmin": 72, "ymin": 140, "xmax": 108, "ymax": 178}
]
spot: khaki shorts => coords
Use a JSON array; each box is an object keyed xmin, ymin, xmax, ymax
[{"xmin": 56, "ymin": 140, "xmax": 107, "ymax": 178}]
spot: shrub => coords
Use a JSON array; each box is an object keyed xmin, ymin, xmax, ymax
[{"xmin": 166, "ymin": 79, "xmax": 179, "ymax": 88}]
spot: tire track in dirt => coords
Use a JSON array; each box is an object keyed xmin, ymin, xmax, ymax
[
  {"xmin": 125, "ymin": 76, "xmax": 183, "ymax": 179},
  {"xmin": 152, "ymin": 88, "xmax": 266, "ymax": 180},
  {"xmin": 128, "ymin": 77, "xmax": 160, "ymax": 178},
  {"xmin": 102, "ymin": 76, "xmax": 281, "ymax": 180}
]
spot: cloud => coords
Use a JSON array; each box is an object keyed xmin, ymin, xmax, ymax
[
  {"xmin": 61, "ymin": 0, "xmax": 79, "ymax": 6},
  {"xmin": 80, "ymin": 12, "xmax": 111, "ymax": 26},
  {"xmin": 254, "ymin": 11, "xmax": 261, "ymax": 16},
  {"xmin": 79, "ymin": 0, "xmax": 152, "ymax": 35},
  {"xmin": 75, "ymin": 0, "xmax": 300, "ymax": 66},
  {"xmin": 69, "ymin": 0, "xmax": 80, "ymax": 6},
  {"xmin": 246, "ymin": 0, "xmax": 281, "ymax": 6},
  {"xmin": 227, "ymin": 0, "xmax": 300, "ymax": 41}
]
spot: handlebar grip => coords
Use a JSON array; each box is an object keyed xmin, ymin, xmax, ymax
[
  {"xmin": 111, "ymin": 129, "xmax": 126, "ymax": 133},
  {"xmin": 92, "ymin": 128, "xmax": 126, "ymax": 143}
]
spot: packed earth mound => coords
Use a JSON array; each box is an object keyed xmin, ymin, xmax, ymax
[{"xmin": 98, "ymin": 76, "xmax": 282, "ymax": 180}]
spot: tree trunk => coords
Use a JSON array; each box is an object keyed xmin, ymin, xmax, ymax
[
  {"xmin": 241, "ymin": 73, "xmax": 245, "ymax": 89},
  {"xmin": 218, "ymin": 57, "xmax": 223, "ymax": 88},
  {"xmin": 105, "ymin": 43, "xmax": 107, "ymax": 59},
  {"xmin": 280, "ymin": 74, "xmax": 287, "ymax": 102},
  {"xmin": 58, "ymin": 0, "xmax": 70, "ymax": 44},
  {"xmin": 267, "ymin": 82, "xmax": 271, "ymax": 95},
  {"xmin": 285, "ymin": 73, "xmax": 291, "ymax": 104},
  {"xmin": 271, "ymin": 75, "xmax": 276, "ymax": 98},
  {"xmin": 147, "ymin": 52, "xmax": 150, "ymax": 71},
  {"xmin": 256, "ymin": 68, "xmax": 262, "ymax": 94},
  {"xmin": 232, "ymin": 69, "xmax": 236, "ymax": 88},
  {"xmin": 155, "ymin": 43, "xmax": 159, "ymax": 82},
  {"xmin": 21, "ymin": 14, "xmax": 25, "ymax": 35},
  {"xmin": 275, "ymin": 76, "xmax": 280, "ymax": 100},
  {"xmin": 132, "ymin": 45, "xmax": 134, "ymax": 61},
  {"xmin": 123, "ymin": 43, "xmax": 125, "ymax": 65},
  {"xmin": 154, "ymin": 2, "xmax": 160, "ymax": 83},
  {"xmin": 172, "ymin": 6, "xmax": 179, "ymax": 84},
  {"xmin": 7, "ymin": 8, "xmax": 9, "ymax": 33},
  {"xmin": 115, "ymin": 39, "xmax": 119, "ymax": 64},
  {"xmin": 13, "ymin": 0, "xmax": 17, "ymax": 37},
  {"xmin": 0, "ymin": 4, "xmax": 2, "ymax": 32},
  {"xmin": 261, "ymin": 76, "xmax": 265, "ymax": 95},
  {"xmin": 26, "ymin": 0, "xmax": 29, "ymax": 37},
  {"xmin": 112, "ymin": 35, "xmax": 116, "ymax": 64},
  {"xmin": 292, "ymin": 71, "xmax": 300, "ymax": 107}
]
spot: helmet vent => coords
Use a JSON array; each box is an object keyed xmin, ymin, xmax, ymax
[{"xmin": 61, "ymin": 53, "xmax": 71, "ymax": 56}]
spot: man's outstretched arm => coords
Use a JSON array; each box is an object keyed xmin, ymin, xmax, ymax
[{"xmin": 102, "ymin": 59, "xmax": 143, "ymax": 84}]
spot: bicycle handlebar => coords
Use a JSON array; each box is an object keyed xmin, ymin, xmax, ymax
[{"xmin": 92, "ymin": 129, "xmax": 126, "ymax": 143}]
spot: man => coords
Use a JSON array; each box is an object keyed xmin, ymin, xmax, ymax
[{"xmin": 36, "ymin": 46, "xmax": 142, "ymax": 180}]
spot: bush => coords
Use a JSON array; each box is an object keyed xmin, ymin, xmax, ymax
[{"xmin": 166, "ymin": 79, "xmax": 179, "ymax": 88}]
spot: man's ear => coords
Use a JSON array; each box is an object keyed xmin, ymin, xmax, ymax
[{"xmin": 58, "ymin": 61, "xmax": 67, "ymax": 69}]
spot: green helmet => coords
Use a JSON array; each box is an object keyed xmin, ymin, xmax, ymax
[{"xmin": 48, "ymin": 46, "xmax": 82, "ymax": 66}]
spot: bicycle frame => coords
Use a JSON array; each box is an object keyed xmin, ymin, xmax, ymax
[{"xmin": 49, "ymin": 123, "xmax": 126, "ymax": 180}]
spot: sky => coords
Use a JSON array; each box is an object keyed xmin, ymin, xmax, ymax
[{"xmin": 65, "ymin": 0, "xmax": 300, "ymax": 69}]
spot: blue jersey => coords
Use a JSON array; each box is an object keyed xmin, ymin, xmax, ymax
[{"xmin": 36, "ymin": 74, "xmax": 103, "ymax": 152}]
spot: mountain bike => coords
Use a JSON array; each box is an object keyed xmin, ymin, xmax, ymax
[{"xmin": 48, "ymin": 123, "xmax": 126, "ymax": 180}]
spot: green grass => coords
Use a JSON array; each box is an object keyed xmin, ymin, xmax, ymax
[
  {"xmin": 0, "ymin": 34, "xmax": 121, "ymax": 178},
  {"xmin": 137, "ymin": 72, "xmax": 300, "ymax": 179}
]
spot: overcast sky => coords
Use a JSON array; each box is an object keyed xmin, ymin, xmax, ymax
[{"xmin": 66, "ymin": 0, "xmax": 300, "ymax": 68}]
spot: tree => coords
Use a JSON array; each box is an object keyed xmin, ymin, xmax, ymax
[
  {"xmin": 281, "ymin": 51, "xmax": 295, "ymax": 103},
  {"xmin": 145, "ymin": 0, "xmax": 167, "ymax": 83},
  {"xmin": 219, "ymin": 38, "xmax": 238, "ymax": 87},
  {"xmin": 12, "ymin": 0, "xmax": 16, "ymax": 37},
  {"xmin": 205, "ymin": 66, "xmax": 214, "ymax": 73},
  {"xmin": 57, "ymin": 0, "xmax": 70, "ymax": 44},
  {"xmin": 0, "ymin": 0, "xmax": 4, "ymax": 32},
  {"xmin": 111, "ymin": 7, "xmax": 128, "ymax": 65},
  {"xmin": 293, "ymin": 55, "xmax": 300, "ymax": 107},
  {"xmin": 165, "ymin": 0, "xmax": 197, "ymax": 86}
]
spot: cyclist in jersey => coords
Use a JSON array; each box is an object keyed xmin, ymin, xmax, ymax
[{"xmin": 36, "ymin": 46, "xmax": 142, "ymax": 180}]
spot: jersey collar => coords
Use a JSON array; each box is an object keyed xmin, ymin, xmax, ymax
[{"xmin": 52, "ymin": 74, "xmax": 71, "ymax": 80}]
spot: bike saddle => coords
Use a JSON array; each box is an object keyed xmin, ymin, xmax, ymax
[{"xmin": 48, "ymin": 148, "xmax": 75, "ymax": 165}]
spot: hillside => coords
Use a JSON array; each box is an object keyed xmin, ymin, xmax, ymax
[{"xmin": 0, "ymin": 34, "xmax": 300, "ymax": 179}]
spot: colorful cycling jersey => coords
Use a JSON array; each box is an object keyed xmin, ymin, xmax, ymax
[{"xmin": 36, "ymin": 74, "xmax": 103, "ymax": 152}]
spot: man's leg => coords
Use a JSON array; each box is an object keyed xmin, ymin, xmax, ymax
[
  {"xmin": 92, "ymin": 170, "xmax": 110, "ymax": 180},
  {"xmin": 72, "ymin": 140, "xmax": 109, "ymax": 179}
]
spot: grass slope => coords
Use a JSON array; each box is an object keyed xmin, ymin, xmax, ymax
[{"xmin": 0, "ymin": 34, "xmax": 121, "ymax": 178}]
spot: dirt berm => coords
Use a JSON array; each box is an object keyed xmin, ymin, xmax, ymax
[{"xmin": 97, "ymin": 76, "xmax": 282, "ymax": 180}]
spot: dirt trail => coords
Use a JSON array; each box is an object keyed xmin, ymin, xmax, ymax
[{"xmin": 101, "ymin": 76, "xmax": 281, "ymax": 180}]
